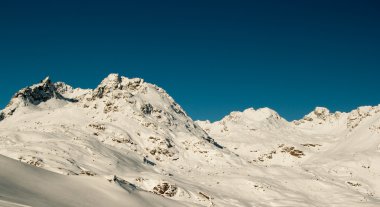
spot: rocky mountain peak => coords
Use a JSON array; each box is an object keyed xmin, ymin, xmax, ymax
[
  {"xmin": 347, "ymin": 105, "xmax": 380, "ymax": 129},
  {"xmin": 54, "ymin": 81, "xmax": 74, "ymax": 94},
  {"xmin": 99, "ymin": 73, "xmax": 122, "ymax": 88},
  {"xmin": 293, "ymin": 107, "xmax": 340, "ymax": 126},
  {"xmin": 41, "ymin": 76, "xmax": 51, "ymax": 84},
  {"xmin": 92, "ymin": 74, "xmax": 145, "ymax": 99},
  {"xmin": 309, "ymin": 107, "xmax": 331, "ymax": 120},
  {"xmin": 0, "ymin": 76, "xmax": 77, "ymax": 121},
  {"xmin": 14, "ymin": 76, "xmax": 59, "ymax": 103}
]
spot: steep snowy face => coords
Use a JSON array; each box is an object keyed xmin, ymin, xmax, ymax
[
  {"xmin": 83, "ymin": 73, "xmax": 215, "ymax": 144},
  {"xmin": 0, "ymin": 74, "xmax": 225, "ymax": 175},
  {"xmin": 86, "ymin": 73, "xmax": 190, "ymax": 122},
  {"xmin": 76, "ymin": 74, "xmax": 222, "ymax": 162}
]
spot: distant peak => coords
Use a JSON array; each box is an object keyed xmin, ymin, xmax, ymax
[
  {"xmin": 102, "ymin": 73, "xmax": 121, "ymax": 83},
  {"xmin": 243, "ymin": 107, "xmax": 255, "ymax": 112},
  {"xmin": 241, "ymin": 107, "xmax": 279, "ymax": 116},
  {"xmin": 293, "ymin": 106, "xmax": 341, "ymax": 125},
  {"xmin": 41, "ymin": 76, "xmax": 51, "ymax": 84},
  {"xmin": 222, "ymin": 107, "xmax": 283, "ymax": 122},
  {"xmin": 302, "ymin": 107, "xmax": 331, "ymax": 121},
  {"xmin": 97, "ymin": 73, "xmax": 145, "ymax": 89},
  {"xmin": 92, "ymin": 73, "xmax": 146, "ymax": 99},
  {"xmin": 256, "ymin": 107, "xmax": 279, "ymax": 114},
  {"xmin": 313, "ymin": 107, "xmax": 330, "ymax": 115}
]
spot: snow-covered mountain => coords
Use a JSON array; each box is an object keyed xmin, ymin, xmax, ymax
[
  {"xmin": 197, "ymin": 105, "xmax": 380, "ymax": 206},
  {"xmin": 1, "ymin": 74, "xmax": 380, "ymax": 207}
]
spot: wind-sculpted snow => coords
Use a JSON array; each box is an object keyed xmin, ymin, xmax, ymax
[
  {"xmin": 1, "ymin": 74, "xmax": 380, "ymax": 206},
  {"xmin": 0, "ymin": 155, "xmax": 189, "ymax": 207}
]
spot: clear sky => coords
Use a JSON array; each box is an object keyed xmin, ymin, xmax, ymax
[{"xmin": 0, "ymin": 0, "xmax": 379, "ymax": 121}]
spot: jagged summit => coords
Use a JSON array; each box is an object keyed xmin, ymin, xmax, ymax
[
  {"xmin": 92, "ymin": 73, "xmax": 145, "ymax": 99},
  {"xmin": 99, "ymin": 73, "xmax": 144, "ymax": 89},
  {"xmin": 0, "ymin": 74, "xmax": 176, "ymax": 121},
  {"xmin": 0, "ymin": 73, "xmax": 223, "ymax": 172},
  {"xmin": 15, "ymin": 76, "xmax": 62, "ymax": 103},
  {"xmin": 0, "ymin": 76, "xmax": 67, "ymax": 121},
  {"xmin": 41, "ymin": 76, "xmax": 51, "ymax": 83},
  {"xmin": 94, "ymin": 73, "xmax": 123, "ymax": 96},
  {"xmin": 101, "ymin": 73, "xmax": 122, "ymax": 85}
]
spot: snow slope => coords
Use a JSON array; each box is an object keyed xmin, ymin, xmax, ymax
[
  {"xmin": 1, "ymin": 74, "xmax": 380, "ymax": 206},
  {"xmin": 197, "ymin": 106, "xmax": 380, "ymax": 206},
  {"xmin": 0, "ymin": 154, "xmax": 189, "ymax": 207}
]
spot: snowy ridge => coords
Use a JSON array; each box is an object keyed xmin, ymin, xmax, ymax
[
  {"xmin": 1, "ymin": 74, "xmax": 380, "ymax": 207},
  {"xmin": 292, "ymin": 105, "xmax": 380, "ymax": 134}
]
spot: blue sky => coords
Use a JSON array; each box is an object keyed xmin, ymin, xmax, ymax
[{"xmin": 0, "ymin": 0, "xmax": 379, "ymax": 121}]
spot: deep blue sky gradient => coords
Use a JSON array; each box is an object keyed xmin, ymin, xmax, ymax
[{"xmin": 1, "ymin": 0, "xmax": 379, "ymax": 121}]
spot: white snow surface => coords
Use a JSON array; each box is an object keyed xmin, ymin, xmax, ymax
[{"xmin": 0, "ymin": 73, "xmax": 380, "ymax": 207}]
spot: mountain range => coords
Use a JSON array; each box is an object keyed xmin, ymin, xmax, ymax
[{"xmin": 0, "ymin": 74, "xmax": 379, "ymax": 207}]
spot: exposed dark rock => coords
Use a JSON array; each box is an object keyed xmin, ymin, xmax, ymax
[
  {"xmin": 141, "ymin": 103, "xmax": 153, "ymax": 115},
  {"xmin": 152, "ymin": 182, "xmax": 177, "ymax": 197}
]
